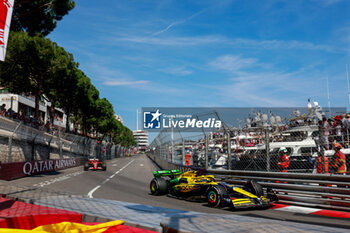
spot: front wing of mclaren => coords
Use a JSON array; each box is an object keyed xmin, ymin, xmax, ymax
[{"xmin": 221, "ymin": 184, "xmax": 277, "ymax": 209}]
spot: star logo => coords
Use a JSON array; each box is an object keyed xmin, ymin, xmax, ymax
[
  {"xmin": 151, "ymin": 109, "xmax": 162, "ymax": 122},
  {"xmin": 143, "ymin": 109, "xmax": 162, "ymax": 129}
]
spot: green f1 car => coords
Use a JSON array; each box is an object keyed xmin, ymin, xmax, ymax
[{"xmin": 150, "ymin": 169, "xmax": 278, "ymax": 209}]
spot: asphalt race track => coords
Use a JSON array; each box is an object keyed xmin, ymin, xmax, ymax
[{"xmin": 4, "ymin": 154, "xmax": 350, "ymax": 230}]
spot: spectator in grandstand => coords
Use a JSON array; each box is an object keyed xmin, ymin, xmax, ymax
[
  {"xmin": 334, "ymin": 120, "xmax": 344, "ymax": 147},
  {"xmin": 322, "ymin": 116, "xmax": 330, "ymax": 150},
  {"xmin": 0, "ymin": 104, "xmax": 6, "ymax": 116},
  {"xmin": 343, "ymin": 114, "xmax": 350, "ymax": 147},
  {"xmin": 10, "ymin": 110, "xmax": 18, "ymax": 120},
  {"xmin": 5, "ymin": 107, "xmax": 14, "ymax": 118},
  {"xmin": 44, "ymin": 121, "xmax": 51, "ymax": 133},
  {"xmin": 18, "ymin": 110, "xmax": 25, "ymax": 122},
  {"xmin": 33, "ymin": 116, "xmax": 43, "ymax": 129}
]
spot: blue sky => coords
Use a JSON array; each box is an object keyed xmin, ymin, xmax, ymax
[{"xmin": 48, "ymin": 0, "xmax": 350, "ymax": 132}]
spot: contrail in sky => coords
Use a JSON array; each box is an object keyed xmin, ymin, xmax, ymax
[{"xmin": 152, "ymin": 10, "xmax": 205, "ymax": 36}]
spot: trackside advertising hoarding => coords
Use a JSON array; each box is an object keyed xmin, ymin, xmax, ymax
[
  {"xmin": 0, "ymin": 158, "xmax": 82, "ymax": 180},
  {"xmin": 0, "ymin": 0, "xmax": 14, "ymax": 61}
]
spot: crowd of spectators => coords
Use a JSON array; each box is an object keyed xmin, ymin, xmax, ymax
[
  {"xmin": 185, "ymin": 113, "xmax": 350, "ymax": 157},
  {"xmin": 322, "ymin": 113, "xmax": 350, "ymax": 150},
  {"xmin": 0, "ymin": 103, "xmax": 55, "ymax": 134}
]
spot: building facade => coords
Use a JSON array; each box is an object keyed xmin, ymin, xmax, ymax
[
  {"xmin": 133, "ymin": 130, "xmax": 149, "ymax": 151},
  {"xmin": 0, "ymin": 89, "xmax": 67, "ymax": 130}
]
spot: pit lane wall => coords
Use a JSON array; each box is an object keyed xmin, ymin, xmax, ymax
[{"xmin": 0, "ymin": 158, "xmax": 83, "ymax": 180}]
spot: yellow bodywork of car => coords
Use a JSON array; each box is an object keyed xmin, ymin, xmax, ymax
[{"xmin": 174, "ymin": 170, "xmax": 218, "ymax": 193}]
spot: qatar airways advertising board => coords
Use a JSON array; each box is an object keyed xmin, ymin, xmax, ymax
[
  {"xmin": 0, "ymin": 0, "xmax": 14, "ymax": 61},
  {"xmin": 0, "ymin": 158, "xmax": 82, "ymax": 180}
]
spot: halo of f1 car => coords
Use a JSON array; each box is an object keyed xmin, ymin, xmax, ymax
[
  {"xmin": 84, "ymin": 157, "xmax": 107, "ymax": 171},
  {"xmin": 150, "ymin": 169, "xmax": 278, "ymax": 210}
]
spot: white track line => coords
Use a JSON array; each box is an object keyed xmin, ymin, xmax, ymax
[
  {"xmin": 33, "ymin": 171, "xmax": 84, "ymax": 187},
  {"xmin": 275, "ymin": 205, "xmax": 321, "ymax": 214},
  {"xmin": 87, "ymin": 159, "xmax": 135, "ymax": 198}
]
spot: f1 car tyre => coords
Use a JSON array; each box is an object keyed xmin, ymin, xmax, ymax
[
  {"xmin": 102, "ymin": 164, "xmax": 107, "ymax": 171},
  {"xmin": 207, "ymin": 185, "xmax": 228, "ymax": 208},
  {"xmin": 84, "ymin": 163, "xmax": 89, "ymax": 171},
  {"xmin": 150, "ymin": 178, "xmax": 168, "ymax": 195},
  {"xmin": 246, "ymin": 180, "xmax": 263, "ymax": 197}
]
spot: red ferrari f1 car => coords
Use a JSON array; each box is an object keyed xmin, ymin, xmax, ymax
[{"xmin": 84, "ymin": 158, "xmax": 107, "ymax": 171}]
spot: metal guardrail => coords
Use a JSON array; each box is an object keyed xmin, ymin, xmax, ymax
[{"xmin": 147, "ymin": 153, "xmax": 350, "ymax": 212}]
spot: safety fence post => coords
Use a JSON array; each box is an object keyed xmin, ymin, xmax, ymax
[
  {"xmin": 8, "ymin": 122, "xmax": 22, "ymax": 163},
  {"xmin": 205, "ymin": 135, "xmax": 208, "ymax": 169},
  {"xmin": 182, "ymin": 139, "xmax": 185, "ymax": 166},
  {"xmin": 227, "ymin": 132, "xmax": 231, "ymax": 170},
  {"xmin": 318, "ymin": 121, "xmax": 325, "ymax": 173},
  {"xmin": 31, "ymin": 134, "xmax": 38, "ymax": 161},
  {"xmin": 57, "ymin": 131, "xmax": 63, "ymax": 159},
  {"xmin": 266, "ymin": 128, "xmax": 270, "ymax": 172},
  {"xmin": 47, "ymin": 136, "xmax": 53, "ymax": 160}
]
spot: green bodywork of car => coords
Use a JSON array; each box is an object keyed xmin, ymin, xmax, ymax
[{"xmin": 153, "ymin": 169, "xmax": 182, "ymax": 187}]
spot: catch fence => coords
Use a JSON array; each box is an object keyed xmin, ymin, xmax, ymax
[
  {"xmin": 148, "ymin": 111, "xmax": 350, "ymax": 211},
  {"xmin": 150, "ymin": 114, "xmax": 350, "ymax": 175},
  {"xmin": 0, "ymin": 116, "xmax": 130, "ymax": 163}
]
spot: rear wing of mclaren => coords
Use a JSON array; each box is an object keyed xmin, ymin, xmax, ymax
[{"xmin": 153, "ymin": 169, "xmax": 182, "ymax": 178}]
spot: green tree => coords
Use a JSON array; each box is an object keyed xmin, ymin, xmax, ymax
[
  {"xmin": 0, "ymin": 31, "xmax": 63, "ymax": 119},
  {"xmin": 0, "ymin": 32, "xmax": 137, "ymax": 147},
  {"xmin": 90, "ymin": 98, "xmax": 115, "ymax": 139},
  {"xmin": 55, "ymin": 65, "xmax": 79, "ymax": 132},
  {"xmin": 113, "ymin": 123, "xmax": 136, "ymax": 147},
  {"xmin": 72, "ymin": 73, "xmax": 99, "ymax": 135},
  {"xmin": 44, "ymin": 47, "xmax": 78, "ymax": 127},
  {"xmin": 11, "ymin": 0, "xmax": 75, "ymax": 36},
  {"xmin": 0, "ymin": 32, "xmax": 31, "ymax": 93}
]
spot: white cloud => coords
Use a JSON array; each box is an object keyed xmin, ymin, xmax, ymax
[
  {"xmin": 205, "ymin": 54, "xmax": 325, "ymax": 106},
  {"xmin": 103, "ymin": 80, "xmax": 150, "ymax": 86},
  {"xmin": 112, "ymin": 35, "xmax": 335, "ymax": 52},
  {"xmin": 161, "ymin": 66, "xmax": 193, "ymax": 76},
  {"xmin": 231, "ymin": 38, "xmax": 334, "ymax": 52},
  {"xmin": 114, "ymin": 35, "xmax": 224, "ymax": 46},
  {"xmin": 103, "ymin": 77, "xmax": 186, "ymax": 95},
  {"xmin": 216, "ymin": 72, "xmax": 312, "ymax": 106},
  {"xmin": 209, "ymin": 55, "xmax": 257, "ymax": 73}
]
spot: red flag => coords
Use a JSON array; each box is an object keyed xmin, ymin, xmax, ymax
[{"xmin": 0, "ymin": 0, "xmax": 14, "ymax": 61}]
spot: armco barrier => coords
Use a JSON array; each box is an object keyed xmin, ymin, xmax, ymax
[
  {"xmin": 147, "ymin": 153, "xmax": 350, "ymax": 212},
  {"xmin": 0, "ymin": 158, "xmax": 82, "ymax": 180}
]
